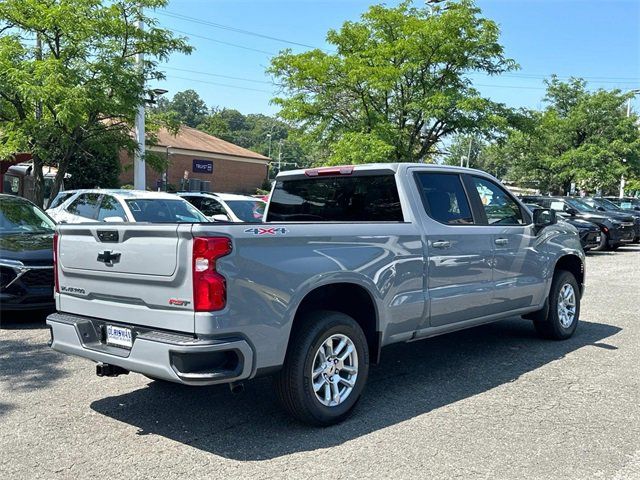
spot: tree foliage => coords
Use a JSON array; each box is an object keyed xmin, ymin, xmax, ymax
[
  {"xmin": 491, "ymin": 77, "xmax": 640, "ymax": 194},
  {"xmin": 156, "ymin": 89, "xmax": 208, "ymax": 127},
  {"xmin": 269, "ymin": 0, "xmax": 517, "ymax": 164},
  {"xmin": 0, "ymin": 0, "xmax": 191, "ymax": 205}
]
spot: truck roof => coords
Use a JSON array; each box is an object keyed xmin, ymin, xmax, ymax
[{"xmin": 275, "ymin": 163, "xmax": 491, "ymax": 180}]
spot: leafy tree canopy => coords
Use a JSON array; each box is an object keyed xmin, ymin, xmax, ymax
[
  {"xmin": 491, "ymin": 76, "xmax": 640, "ymax": 194},
  {"xmin": 0, "ymin": 0, "xmax": 191, "ymax": 205},
  {"xmin": 269, "ymin": 0, "xmax": 517, "ymax": 164},
  {"xmin": 156, "ymin": 89, "xmax": 208, "ymax": 127}
]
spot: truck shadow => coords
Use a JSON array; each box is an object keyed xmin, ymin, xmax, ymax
[{"xmin": 90, "ymin": 318, "xmax": 620, "ymax": 461}]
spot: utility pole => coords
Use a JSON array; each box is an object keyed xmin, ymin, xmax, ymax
[
  {"xmin": 466, "ymin": 136, "xmax": 473, "ymax": 168},
  {"xmin": 278, "ymin": 140, "xmax": 283, "ymax": 172},
  {"xmin": 133, "ymin": 10, "xmax": 146, "ymax": 190}
]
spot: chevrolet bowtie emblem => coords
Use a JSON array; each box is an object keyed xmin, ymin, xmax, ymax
[{"xmin": 97, "ymin": 250, "xmax": 121, "ymax": 266}]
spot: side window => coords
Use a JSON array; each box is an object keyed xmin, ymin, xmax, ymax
[
  {"xmin": 98, "ymin": 195, "xmax": 127, "ymax": 221},
  {"xmin": 67, "ymin": 193, "xmax": 101, "ymax": 219},
  {"xmin": 415, "ymin": 172, "xmax": 474, "ymax": 225},
  {"xmin": 3, "ymin": 174, "xmax": 20, "ymax": 194},
  {"xmin": 199, "ymin": 198, "xmax": 226, "ymax": 217},
  {"xmin": 471, "ymin": 177, "xmax": 524, "ymax": 225},
  {"xmin": 49, "ymin": 192, "xmax": 75, "ymax": 209},
  {"xmin": 184, "ymin": 196, "xmax": 202, "ymax": 209}
]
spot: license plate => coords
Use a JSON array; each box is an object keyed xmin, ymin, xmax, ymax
[{"xmin": 105, "ymin": 325, "xmax": 133, "ymax": 349}]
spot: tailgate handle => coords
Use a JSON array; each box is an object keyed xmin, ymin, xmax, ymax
[{"xmin": 97, "ymin": 230, "xmax": 119, "ymax": 243}]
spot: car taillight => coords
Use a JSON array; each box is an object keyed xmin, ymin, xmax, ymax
[
  {"xmin": 192, "ymin": 237, "xmax": 232, "ymax": 312},
  {"xmin": 53, "ymin": 232, "xmax": 59, "ymax": 293}
]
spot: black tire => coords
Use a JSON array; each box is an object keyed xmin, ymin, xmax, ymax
[
  {"xmin": 609, "ymin": 244, "xmax": 620, "ymax": 251},
  {"xmin": 274, "ymin": 310, "xmax": 369, "ymax": 426},
  {"xmin": 534, "ymin": 270, "xmax": 580, "ymax": 340},
  {"xmin": 592, "ymin": 231, "xmax": 609, "ymax": 251}
]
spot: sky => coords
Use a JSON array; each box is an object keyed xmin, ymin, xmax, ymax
[{"xmin": 150, "ymin": 0, "xmax": 640, "ymax": 116}]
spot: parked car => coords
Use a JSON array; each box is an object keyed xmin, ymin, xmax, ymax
[
  {"xmin": 521, "ymin": 195, "xmax": 634, "ymax": 251},
  {"xmin": 178, "ymin": 192, "xmax": 266, "ymax": 223},
  {"xmin": 46, "ymin": 189, "xmax": 208, "ymax": 224},
  {"xmin": 580, "ymin": 197, "xmax": 640, "ymax": 243},
  {"xmin": 0, "ymin": 194, "xmax": 55, "ymax": 311},
  {"xmin": 604, "ymin": 197, "xmax": 640, "ymax": 211},
  {"xmin": 524, "ymin": 203, "xmax": 600, "ymax": 251},
  {"xmin": 48, "ymin": 164, "xmax": 586, "ymax": 426}
]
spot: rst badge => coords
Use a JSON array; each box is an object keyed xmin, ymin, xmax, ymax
[
  {"xmin": 169, "ymin": 298, "xmax": 191, "ymax": 307},
  {"xmin": 244, "ymin": 227, "xmax": 288, "ymax": 236}
]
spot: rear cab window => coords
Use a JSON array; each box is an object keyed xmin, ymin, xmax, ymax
[
  {"xmin": 67, "ymin": 193, "xmax": 101, "ymax": 220},
  {"xmin": 267, "ymin": 174, "xmax": 403, "ymax": 222}
]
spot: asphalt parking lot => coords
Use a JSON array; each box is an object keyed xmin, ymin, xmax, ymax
[{"xmin": 1, "ymin": 247, "xmax": 639, "ymax": 480}]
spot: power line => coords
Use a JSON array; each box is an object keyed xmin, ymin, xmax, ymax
[
  {"xmin": 163, "ymin": 66, "xmax": 275, "ymax": 85},
  {"xmin": 171, "ymin": 28, "xmax": 276, "ymax": 56},
  {"xmin": 471, "ymin": 72, "xmax": 638, "ymax": 83},
  {"xmin": 158, "ymin": 10, "xmax": 329, "ymax": 51},
  {"xmin": 165, "ymin": 74, "xmax": 274, "ymax": 93}
]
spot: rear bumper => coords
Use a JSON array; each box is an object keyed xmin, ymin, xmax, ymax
[{"xmin": 47, "ymin": 312, "xmax": 254, "ymax": 386}]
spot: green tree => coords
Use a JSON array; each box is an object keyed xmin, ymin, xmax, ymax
[
  {"xmin": 492, "ymin": 77, "xmax": 640, "ymax": 194},
  {"xmin": 158, "ymin": 89, "xmax": 208, "ymax": 127},
  {"xmin": 269, "ymin": 0, "xmax": 517, "ymax": 164},
  {"xmin": 0, "ymin": 0, "xmax": 191, "ymax": 206}
]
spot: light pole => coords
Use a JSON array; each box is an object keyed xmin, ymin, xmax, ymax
[
  {"xmin": 133, "ymin": 86, "xmax": 167, "ymax": 191},
  {"xmin": 620, "ymin": 89, "xmax": 640, "ymax": 198}
]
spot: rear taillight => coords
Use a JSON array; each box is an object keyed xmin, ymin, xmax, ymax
[
  {"xmin": 53, "ymin": 232, "xmax": 59, "ymax": 293},
  {"xmin": 192, "ymin": 237, "xmax": 232, "ymax": 312}
]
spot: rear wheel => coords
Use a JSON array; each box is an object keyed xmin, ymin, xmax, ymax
[
  {"xmin": 592, "ymin": 231, "xmax": 609, "ymax": 251},
  {"xmin": 534, "ymin": 270, "xmax": 580, "ymax": 340},
  {"xmin": 274, "ymin": 311, "xmax": 369, "ymax": 426}
]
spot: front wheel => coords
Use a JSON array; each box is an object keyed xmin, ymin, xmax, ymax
[
  {"xmin": 592, "ymin": 231, "xmax": 609, "ymax": 251},
  {"xmin": 534, "ymin": 270, "xmax": 580, "ymax": 340},
  {"xmin": 274, "ymin": 311, "xmax": 369, "ymax": 426}
]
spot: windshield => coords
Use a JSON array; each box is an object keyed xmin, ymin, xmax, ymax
[
  {"xmin": 125, "ymin": 199, "xmax": 208, "ymax": 223},
  {"xmin": 0, "ymin": 198, "xmax": 56, "ymax": 234},
  {"xmin": 593, "ymin": 198, "xmax": 620, "ymax": 211},
  {"xmin": 565, "ymin": 198, "xmax": 597, "ymax": 213},
  {"xmin": 225, "ymin": 200, "xmax": 266, "ymax": 222}
]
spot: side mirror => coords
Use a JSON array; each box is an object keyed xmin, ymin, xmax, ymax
[
  {"xmin": 565, "ymin": 207, "xmax": 578, "ymax": 216},
  {"xmin": 533, "ymin": 208, "xmax": 557, "ymax": 229},
  {"xmin": 103, "ymin": 216, "xmax": 125, "ymax": 223},
  {"xmin": 596, "ymin": 206, "xmax": 606, "ymax": 212},
  {"xmin": 211, "ymin": 214, "xmax": 230, "ymax": 222}
]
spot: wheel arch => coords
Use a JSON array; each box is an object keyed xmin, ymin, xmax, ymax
[
  {"xmin": 553, "ymin": 254, "xmax": 585, "ymax": 294},
  {"xmin": 288, "ymin": 282, "xmax": 382, "ymax": 364}
]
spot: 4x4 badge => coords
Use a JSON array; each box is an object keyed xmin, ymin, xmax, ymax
[{"xmin": 244, "ymin": 227, "xmax": 288, "ymax": 236}]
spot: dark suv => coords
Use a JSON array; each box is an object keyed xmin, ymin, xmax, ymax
[
  {"xmin": 581, "ymin": 197, "xmax": 640, "ymax": 243},
  {"xmin": 523, "ymin": 203, "xmax": 600, "ymax": 251},
  {"xmin": 521, "ymin": 196, "xmax": 634, "ymax": 251},
  {"xmin": 0, "ymin": 194, "xmax": 56, "ymax": 311}
]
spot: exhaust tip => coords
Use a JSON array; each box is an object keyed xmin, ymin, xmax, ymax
[
  {"xmin": 96, "ymin": 363, "xmax": 129, "ymax": 377},
  {"xmin": 229, "ymin": 382, "xmax": 245, "ymax": 394}
]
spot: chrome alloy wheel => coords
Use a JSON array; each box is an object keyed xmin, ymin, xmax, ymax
[
  {"xmin": 557, "ymin": 283, "xmax": 577, "ymax": 328},
  {"xmin": 311, "ymin": 334, "xmax": 358, "ymax": 407}
]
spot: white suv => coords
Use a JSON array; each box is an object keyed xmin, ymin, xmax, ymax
[
  {"xmin": 47, "ymin": 189, "xmax": 208, "ymax": 224},
  {"xmin": 178, "ymin": 192, "xmax": 266, "ymax": 223}
]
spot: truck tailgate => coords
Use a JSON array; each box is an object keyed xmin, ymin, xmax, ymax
[{"xmin": 56, "ymin": 224, "xmax": 195, "ymax": 334}]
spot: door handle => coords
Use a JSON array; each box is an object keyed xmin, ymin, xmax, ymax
[
  {"xmin": 432, "ymin": 240, "xmax": 451, "ymax": 249},
  {"xmin": 494, "ymin": 238, "xmax": 509, "ymax": 246}
]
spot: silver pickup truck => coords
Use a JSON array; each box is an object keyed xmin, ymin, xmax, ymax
[{"xmin": 47, "ymin": 164, "xmax": 585, "ymax": 425}]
